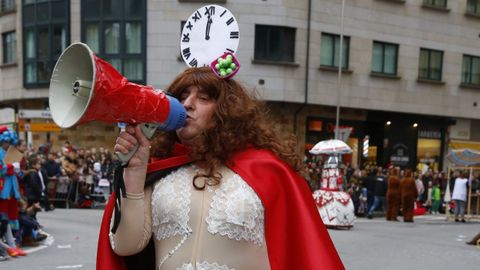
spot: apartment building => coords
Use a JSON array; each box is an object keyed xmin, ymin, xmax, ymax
[{"xmin": 1, "ymin": 0, "xmax": 479, "ymax": 169}]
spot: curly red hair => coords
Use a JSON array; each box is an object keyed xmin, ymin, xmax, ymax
[{"xmin": 150, "ymin": 67, "xmax": 302, "ymax": 187}]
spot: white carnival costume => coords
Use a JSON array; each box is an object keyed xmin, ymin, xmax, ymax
[{"xmin": 310, "ymin": 140, "xmax": 355, "ymax": 228}]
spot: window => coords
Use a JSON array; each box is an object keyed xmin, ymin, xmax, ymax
[
  {"xmin": 467, "ymin": 0, "xmax": 480, "ymax": 15},
  {"xmin": 320, "ymin": 33, "xmax": 350, "ymax": 69},
  {"xmin": 462, "ymin": 55, "xmax": 480, "ymax": 86},
  {"xmin": 2, "ymin": 31, "xmax": 16, "ymax": 64},
  {"xmin": 418, "ymin": 48, "xmax": 443, "ymax": 81},
  {"xmin": 81, "ymin": 0, "xmax": 146, "ymax": 83},
  {"xmin": 254, "ymin": 25, "xmax": 295, "ymax": 62},
  {"xmin": 22, "ymin": 0, "xmax": 70, "ymax": 87},
  {"xmin": 371, "ymin": 41, "xmax": 398, "ymax": 75},
  {"xmin": 423, "ymin": 0, "xmax": 447, "ymax": 8},
  {"xmin": 0, "ymin": 0, "xmax": 15, "ymax": 13}
]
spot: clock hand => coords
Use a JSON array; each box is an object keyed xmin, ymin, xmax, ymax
[{"xmin": 205, "ymin": 16, "xmax": 213, "ymax": 40}]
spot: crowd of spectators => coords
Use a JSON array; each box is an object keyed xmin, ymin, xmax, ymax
[
  {"xmin": 305, "ymin": 157, "xmax": 480, "ymax": 220},
  {"xmin": 1, "ymin": 140, "xmax": 118, "ymax": 261}
]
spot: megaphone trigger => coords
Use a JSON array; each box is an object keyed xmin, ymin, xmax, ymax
[{"xmin": 116, "ymin": 123, "xmax": 158, "ymax": 166}]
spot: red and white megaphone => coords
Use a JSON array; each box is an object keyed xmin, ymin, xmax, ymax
[{"xmin": 49, "ymin": 42, "xmax": 186, "ymax": 164}]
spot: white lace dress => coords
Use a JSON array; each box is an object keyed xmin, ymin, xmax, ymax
[{"xmin": 110, "ymin": 165, "xmax": 270, "ymax": 270}]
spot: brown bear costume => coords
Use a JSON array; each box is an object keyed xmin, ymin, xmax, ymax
[
  {"xmin": 400, "ymin": 170, "xmax": 418, "ymax": 222},
  {"xmin": 386, "ymin": 168, "xmax": 401, "ymax": 221}
]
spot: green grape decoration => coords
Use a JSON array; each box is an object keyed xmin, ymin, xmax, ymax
[{"xmin": 210, "ymin": 53, "xmax": 240, "ymax": 79}]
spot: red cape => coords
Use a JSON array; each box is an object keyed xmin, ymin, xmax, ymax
[{"xmin": 97, "ymin": 148, "xmax": 344, "ymax": 270}]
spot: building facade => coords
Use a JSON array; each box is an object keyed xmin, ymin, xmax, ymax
[{"xmin": 0, "ymin": 0, "xmax": 479, "ymax": 169}]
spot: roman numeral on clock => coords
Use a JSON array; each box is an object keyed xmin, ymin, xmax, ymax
[
  {"xmin": 182, "ymin": 33, "xmax": 190, "ymax": 42},
  {"xmin": 226, "ymin": 17, "xmax": 234, "ymax": 26},
  {"xmin": 189, "ymin": 58, "xmax": 198, "ymax": 67},
  {"xmin": 192, "ymin": 11, "xmax": 202, "ymax": 22},
  {"xmin": 230, "ymin": 31, "xmax": 239, "ymax": 39},
  {"xmin": 204, "ymin": 6, "xmax": 215, "ymax": 16},
  {"xmin": 220, "ymin": 10, "xmax": 227, "ymax": 17},
  {"xmin": 182, "ymin": 47, "xmax": 191, "ymax": 60}
]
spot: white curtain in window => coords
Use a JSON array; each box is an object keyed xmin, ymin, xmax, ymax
[
  {"xmin": 418, "ymin": 50, "xmax": 429, "ymax": 79},
  {"xmin": 26, "ymin": 30, "xmax": 35, "ymax": 59},
  {"xmin": 25, "ymin": 63, "xmax": 37, "ymax": 83},
  {"xmin": 333, "ymin": 36, "xmax": 348, "ymax": 68},
  {"xmin": 3, "ymin": 32, "xmax": 16, "ymax": 63},
  {"xmin": 320, "ymin": 34, "xmax": 333, "ymax": 66},
  {"xmin": 105, "ymin": 23, "xmax": 120, "ymax": 54},
  {"xmin": 467, "ymin": 0, "xmax": 476, "ymax": 13},
  {"xmin": 124, "ymin": 59, "xmax": 143, "ymax": 80},
  {"xmin": 430, "ymin": 51, "xmax": 442, "ymax": 80},
  {"xmin": 61, "ymin": 27, "xmax": 66, "ymax": 51},
  {"xmin": 472, "ymin": 57, "xmax": 480, "ymax": 85},
  {"xmin": 2, "ymin": 0, "xmax": 15, "ymax": 11},
  {"xmin": 462, "ymin": 56, "xmax": 471, "ymax": 84},
  {"xmin": 333, "ymin": 37, "xmax": 340, "ymax": 67},
  {"xmin": 384, "ymin": 45, "xmax": 396, "ymax": 74},
  {"xmin": 126, "ymin": 22, "xmax": 141, "ymax": 54},
  {"xmin": 341, "ymin": 38, "xmax": 349, "ymax": 68},
  {"xmin": 86, "ymin": 24, "xmax": 99, "ymax": 53},
  {"xmin": 372, "ymin": 43, "xmax": 382, "ymax": 73},
  {"xmin": 9, "ymin": 33, "xmax": 16, "ymax": 63}
]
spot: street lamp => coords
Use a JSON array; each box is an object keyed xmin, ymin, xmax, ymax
[{"xmin": 334, "ymin": 0, "xmax": 346, "ymax": 140}]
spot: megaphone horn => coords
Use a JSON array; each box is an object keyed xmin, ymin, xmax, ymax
[{"xmin": 49, "ymin": 42, "xmax": 186, "ymax": 164}]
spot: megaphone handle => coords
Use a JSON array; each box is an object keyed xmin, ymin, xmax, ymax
[{"xmin": 117, "ymin": 123, "xmax": 157, "ymax": 166}]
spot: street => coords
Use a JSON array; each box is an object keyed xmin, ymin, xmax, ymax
[{"xmin": 4, "ymin": 209, "xmax": 479, "ymax": 270}]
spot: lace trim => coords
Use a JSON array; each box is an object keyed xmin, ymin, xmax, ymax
[
  {"xmin": 152, "ymin": 167, "xmax": 192, "ymax": 240},
  {"xmin": 159, "ymin": 233, "xmax": 191, "ymax": 268},
  {"xmin": 206, "ymin": 173, "xmax": 265, "ymax": 246},
  {"xmin": 175, "ymin": 261, "xmax": 234, "ymax": 270}
]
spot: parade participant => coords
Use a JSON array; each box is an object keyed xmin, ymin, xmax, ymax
[
  {"xmin": 386, "ymin": 168, "xmax": 401, "ymax": 221},
  {"xmin": 452, "ymin": 171, "xmax": 469, "ymax": 222},
  {"xmin": 0, "ymin": 126, "xmax": 26, "ymax": 256},
  {"xmin": 400, "ymin": 170, "xmax": 418, "ymax": 222},
  {"xmin": 97, "ymin": 67, "xmax": 344, "ymax": 270}
]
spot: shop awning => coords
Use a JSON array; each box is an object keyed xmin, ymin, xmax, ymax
[
  {"xmin": 449, "ymin": 139, "xmax": 480, "ymax": 152},
  {"xmin": 446, "ymin": 148, "xmax": 480, "ymax": 166}
]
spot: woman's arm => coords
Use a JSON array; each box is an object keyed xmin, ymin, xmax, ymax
[
  {"xmin": 109, "ymin": 125, "xmax": 153, "ymax": 256},
  {"xmin": 110, "ymin": 186, "xmax": 153, "ymax": 256}
]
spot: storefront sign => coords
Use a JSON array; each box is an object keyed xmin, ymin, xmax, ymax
[
  {"xmin": 18, "ymin": 109, "xmax": 52, "ymax": 119},
  {"xmin": 308, "ymin": 120, "xmax": 322, "ymax": 131},
  {"xmin": 418, "ymin": 130, "xmax": 441, "ymax": 139},
  {"xmin": 18, "ymin": 122, "xmax": 61, "ymax": 132},
  {"xmin": 326, "ymin": 123, "xmax": 354, "ymax": 134},
  {"xmin": 390, "ymin": 143, "xmax": 410, "ymax": 166},
  {"xmin": 450, "ymin": 119, "xmax": 470, "ymax": 140}
]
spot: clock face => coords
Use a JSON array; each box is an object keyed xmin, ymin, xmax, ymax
[{"xmin": 180, "ymin": 5, "xmax": 240, "ymax": 67}]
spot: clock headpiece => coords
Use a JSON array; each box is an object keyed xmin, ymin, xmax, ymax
[{"xmin": 180, "ymin": 5, "xmax": 240, "ymax": 80}]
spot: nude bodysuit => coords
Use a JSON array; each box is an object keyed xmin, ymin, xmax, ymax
[{"xmin": 110, "ymin": 165, "xmax": 270, "ymax": 270}]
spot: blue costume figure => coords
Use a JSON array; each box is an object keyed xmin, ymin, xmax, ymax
[{"xmin": 0, "ymin": 126, "xmax": 21, "ymax": 230}]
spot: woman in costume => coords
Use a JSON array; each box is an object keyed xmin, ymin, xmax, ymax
[
  {"xmin": 97, "ymin": 67, "xmax": 344, "ymax": 270},
  {"xmin": 0, "ymin": 126, "xmax": 27, "ymax": 256}
]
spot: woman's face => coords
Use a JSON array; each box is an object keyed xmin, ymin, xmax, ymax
[{"xmin": 176, "ymin": 85, "xmax": 217, "ymax": 144}]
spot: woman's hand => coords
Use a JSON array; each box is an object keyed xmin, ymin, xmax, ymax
[
  {"xmin": 114, "ymin": 125, "xmax": 151, "ymax": 193},
  {"xmin": 114, "ymin": 125, "xmax": 151, "ymax": 168}
]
